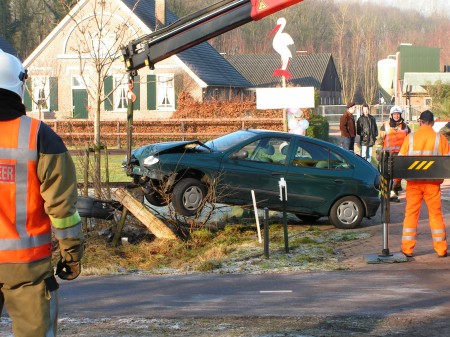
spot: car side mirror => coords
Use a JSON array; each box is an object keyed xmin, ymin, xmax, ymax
[{"xmin": 230, "ymin": 149, "xmax": 248, "ymax": 160}]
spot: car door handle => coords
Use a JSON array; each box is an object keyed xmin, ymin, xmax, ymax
[
  {"xmin": 271, "ymin": 172, "xmax": 283, "ymax": 176},
  {"xmin": 334, "ymin": 179, "xmax": 345, "ymax": 183}
]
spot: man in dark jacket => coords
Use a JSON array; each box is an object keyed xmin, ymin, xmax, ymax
[
  {"xmin": 339, "ymin": 102, "xmax": 357, "ymax": 152},
  {"xmin": 356, "ymin": 104, "xmax": 378, "ymax": 162},
  {"xmin": 0, "ymin": 49, "xmax": 83, "ymax": 337}
]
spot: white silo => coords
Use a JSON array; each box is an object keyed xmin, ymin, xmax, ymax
[{"xmin": 377, "ymin": 56, "xmax": 397, "ymax": 104}]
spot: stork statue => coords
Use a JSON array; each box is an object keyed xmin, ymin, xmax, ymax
[{"xmin": 269, "ymin": 17, "xmax": 294, "ymax": 79}]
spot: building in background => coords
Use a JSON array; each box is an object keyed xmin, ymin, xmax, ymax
[
  {"xmin": 378, "ymin": 44, "xmax": 450, "ymax": 120},
  {"xmin": 22, "ymin": 0, "xmax": 251, "ymax": 120}
]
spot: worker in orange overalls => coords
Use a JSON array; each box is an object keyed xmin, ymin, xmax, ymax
[
  {"xmin": 0, "ymin": 49, "xmax": 84, "ymax": 336},
  {"xmin": 376, "ymin": 105, "xmax": 411, "ymax": 201},
  {"xmin": 399, "ymin": 110, "xmax": 449, "ymax": 258}
]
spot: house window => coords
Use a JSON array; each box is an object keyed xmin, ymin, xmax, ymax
[
  {"xmin": 157, "ymin": 75, "xmax": 174, "ymax": 111},
  {"xmin": 114, "ymin": 75, "xmax": 129, "ymax": 111},
  {"xmin": 72, "ymin": 75, "xmax": 87, "ymax": 89},
  {"xmin": 91, "ymin": 32, "xmax": 116, "ymax": 57},
  {"xmin": 425, "ymin": 98, "xmax": 432, "ymax": 106},
  {"xmin": 32, "ymin": 76, "xmax": 50, "ymax": 112}
]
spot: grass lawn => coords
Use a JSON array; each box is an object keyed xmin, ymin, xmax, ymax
[{"xmin": 72, "ymin": 152, "xmax": 130, "ymax": 183}]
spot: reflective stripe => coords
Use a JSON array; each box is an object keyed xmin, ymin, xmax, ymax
[
  {"xmin": 407, "ymin": 132, "xmax": 441, "ymax": 155},
  {"xmin": 53, "ymin": 222, "xmax": 82, "ymax": 240},
  {"xmin": 403, "ymin": 228, "xmax": 416, "ymax": 233},
  {"xmin": 50, "ymin": 211, "xmax": 82, "ymax": 229},
  {"xmin": 0, "ymin": 233, "xmax": 51, "ymax": 250},
  {"xmin": 402, "ymin": 236, "xmax": 416, "ymax": 241},
  {"xmin": 16, "ymin": 117, "xmax": 33, "ymax": 237},
  {"xmin": 433, "ymin": 237, "xmax": 446, "ymax": 242},
  {"xmin": 431, "ymin": 229, "xmax": 446, "ymax": 234}
]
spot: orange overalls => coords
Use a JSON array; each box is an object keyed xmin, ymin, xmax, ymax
[
  {"xmin": 399, "ymin": 125, "xmax": 450, "ymax": 256},
  {"xmin": 383, "ymin": 121, "xmax": 408, "ymax": 187}
]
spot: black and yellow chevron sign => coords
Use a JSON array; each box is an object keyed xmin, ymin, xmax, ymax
[
  {"xmin": 408, "ymin": 160, "xmax": 435, "ymax": 170},
  {"xmin": 392, "ymin": 156, "xmax": 450, "ymax": 180}
]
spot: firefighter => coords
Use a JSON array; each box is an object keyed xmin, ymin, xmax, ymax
[
  {"xmin": 376, "ymin": 105, "xmax": 411, "ymax": 201},
  {"xmin": 0, "ymin": 49, "xmax": 84, "ymax": 336},
  {"xmin": 399, "ymin": 110, "xmax": 449, "ymax": 258}
]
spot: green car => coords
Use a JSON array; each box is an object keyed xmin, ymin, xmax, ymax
[{"xmin": 125, "ymin": 129, "xmax": 380, "ymax": 229}]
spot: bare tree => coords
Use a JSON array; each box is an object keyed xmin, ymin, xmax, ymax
[
  {"xmin": 64, "ymin": 0, "xmax": 140, "ymax": 196},
  {"xmin": 360, "ymin": 14, "xmax": 381, "ymax": 105}
]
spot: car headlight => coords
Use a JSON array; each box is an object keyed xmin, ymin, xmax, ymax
[{"xmin": 143, "ymin": 155, "xmax": 159, "ymax": 166}]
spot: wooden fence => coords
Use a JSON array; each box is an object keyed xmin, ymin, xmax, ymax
[{"xmin": 49, "ymin": 117, "xmax": 284, "ymax": 148}]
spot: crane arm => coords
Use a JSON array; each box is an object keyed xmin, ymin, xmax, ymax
[{"xmin": 121, "ymin": 0, "xmax": 303, "ymax": 75}]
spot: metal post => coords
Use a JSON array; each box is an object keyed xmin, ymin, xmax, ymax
[
  {"xmin": 264, "ymin": 207, "xmax": 269, "ymax": 259},
  {"xmin": 279, "ymin": 177, "xmax": 289, "ymax": 253},
  {"xmin": 126, "ymin": 76, "xmax": 135, "ymax": 176},
  {"xmin": 281, "ymin": 185, "xmax": 289, "ymax": 253}
]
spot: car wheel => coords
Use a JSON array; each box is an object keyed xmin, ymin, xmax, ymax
[
  {"xmin": 329, "ymin": 196, "xmax": 364, "ymax": 229},
  {"xmin": 144, "ymin": 191, "xmax": 168, "ymax": 207},
  {"xmin": 295, "ymin": 214, "xmax": 321, "ymax": 222},
  {"xmin": 172, "ymin": 178, "xmax": 207, "ymax": 216}
]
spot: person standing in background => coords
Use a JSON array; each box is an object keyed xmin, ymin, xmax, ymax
[
  {"xmin": 376, "ymin": 105, "xmax": 410, "ymax": 201},
  {"xmin": 356, "ymin": 104, "xmax": 378, "ymax": 162},
  {"xmin": 339, "ymin": 102, "xmax": 357, "ymax": 152}
]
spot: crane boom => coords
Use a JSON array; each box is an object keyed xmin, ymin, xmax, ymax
[{"xmin": 121, "ymin": 0, "xmax": 303, "ymax": 75}]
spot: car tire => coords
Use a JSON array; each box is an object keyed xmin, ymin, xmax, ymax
[
  {"xmin": 329, "ymin": 196, "xmax": 364, "ymax": 229},
  {"xmin": 144, "ymin": 191, "xmax": 168, "ymax": 207},
  {"xmin": 295, "ymin": 214, "xmax": 321, "ymax": 222},
  {"xmin": 172, "ymin": 178, "xmax": 207, "ymax": 216}
]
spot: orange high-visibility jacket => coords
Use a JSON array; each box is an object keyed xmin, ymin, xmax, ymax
[
  {"xmin": 383, "ymin": 121, "xmax": 409, "ymax": 153},
  {"xmin": 399, "ymin": 124, "xmax": 450, "ymax": 183},
  {"xmin": 0, "ymin": 116, "xmax": 52, "ymax": 262}
]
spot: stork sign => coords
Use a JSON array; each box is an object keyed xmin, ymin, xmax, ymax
[{"xmin": 269, "ymin": 17, "xmax": 294, "ymax": 79}]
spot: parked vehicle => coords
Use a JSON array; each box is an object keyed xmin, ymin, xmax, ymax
[{"xmin": 124, "ymin": 129, "xmax": 380, "ymax": 229}]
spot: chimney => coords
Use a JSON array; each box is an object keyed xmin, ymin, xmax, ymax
[{"xmin": 155, "ymin": 0, "xmax": 166, "ymax": 27}]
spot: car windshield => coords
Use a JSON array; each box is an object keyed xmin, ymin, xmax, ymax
[{"xmin": 201, "ymin": 130, "xmax": 256, "ymax": 151}]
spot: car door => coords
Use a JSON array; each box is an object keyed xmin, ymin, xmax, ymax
[
  {"xmin": 284, "ymin": 138, "xmax": 355, "ymax": 214},
  {"xmin": 219, "ymin": 136, "xmax": 291, "ymax": 209}
]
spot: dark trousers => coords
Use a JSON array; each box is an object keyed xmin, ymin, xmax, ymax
[{"xmin": 341, "ymin": 137, "xmax": 355, "ymax": 152}]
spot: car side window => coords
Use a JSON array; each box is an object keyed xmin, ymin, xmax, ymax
[
  {"xmin": 290, "ymin": 141, "xmax": 349, "ymax": 169},
  {"xmin": 238, "ymin": 138, "xmax": 290, "ymax": 165}
]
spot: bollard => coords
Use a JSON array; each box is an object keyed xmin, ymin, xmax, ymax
[
  {"xmin": 279, "ymin": 177, "xmax": 289, "ymax": 253},
  {"xmin": 264, "ymin": 207, "xmax": 269, "ymax": 259}
]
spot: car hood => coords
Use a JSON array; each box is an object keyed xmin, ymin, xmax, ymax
[{"xmin": 132, "ymin": 140, "xmax": 206, "ymax": 160}]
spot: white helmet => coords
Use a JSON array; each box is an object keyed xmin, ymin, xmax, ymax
[
  {"xmin": 0, "ymin": 49, "xmax": 27, "ymax": 100},
  {"xmin": 390, "ymin": 105, "xmax": 402, "ymax": 115}
]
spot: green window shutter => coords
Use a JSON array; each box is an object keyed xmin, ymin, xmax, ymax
[
  {"xmin": 49, "ymin": 77, "xmax": 58, "ymax": 111},
  {"xmin": 147, "ymin": 74, "xmax": 156, "ymax": 110},
  {"xmin": 104, "ymin": 76, "xmax": 113, "ymax": 111},
  {"xmin": 24, "ymin": 79, "xmax": 32, "ymax": 111},
  {"xmin": 133, "ymin": 75, "xmax": 140, "ymax": 110}
]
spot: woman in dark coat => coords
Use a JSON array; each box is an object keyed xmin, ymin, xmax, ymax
[{"xmin": 356, "ymin": 104, "xmax": 378, "ymax": 162}]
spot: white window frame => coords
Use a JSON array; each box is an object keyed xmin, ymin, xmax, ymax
[
  {"xmin": 32, "ymin": 76, "xmax": 50, "ymax": 112},
  {"xmin": 157, "ymin": 74, "xmax": 175, "ymax": 111},
  {"xmin": 113, "ymin": 74, "xmax": 129, "ymax": 112},
  {"xmin": 72, "ymin": 75, "xmax": 87, "ymax": 89}
]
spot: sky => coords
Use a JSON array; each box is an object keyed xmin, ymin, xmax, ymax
[{"xmin": 335, "ymin": 0, "xmax": 450, "ymax": 18}]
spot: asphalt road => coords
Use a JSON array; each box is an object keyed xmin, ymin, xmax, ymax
[{"xmin": 58, "ymin": 267, "xmax": 450, "ymax": 320}]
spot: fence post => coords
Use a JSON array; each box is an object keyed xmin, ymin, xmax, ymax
[{"xmin": 117, "ymin": 121, "xmax": 121, "ymax": 149}]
